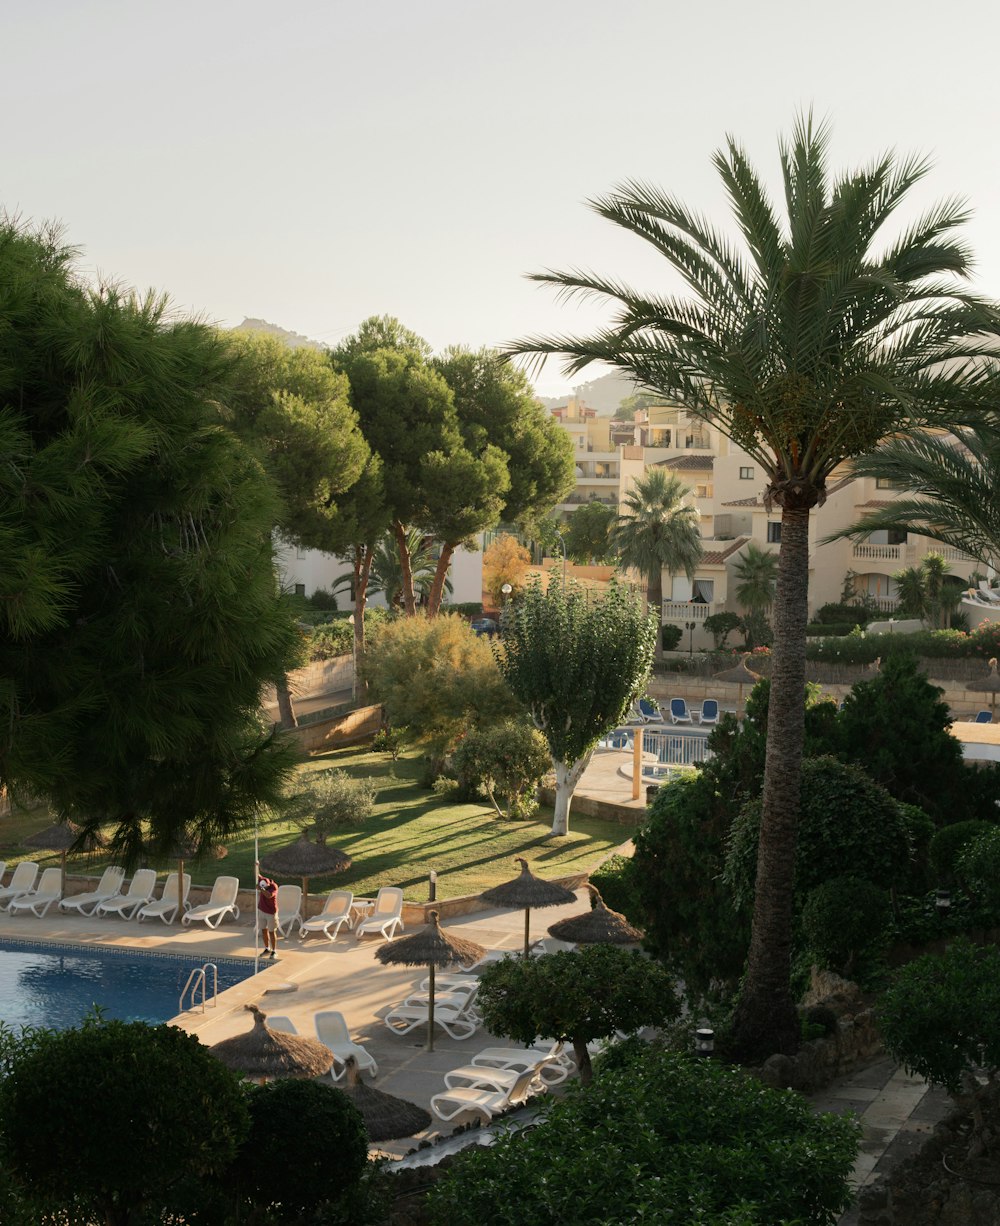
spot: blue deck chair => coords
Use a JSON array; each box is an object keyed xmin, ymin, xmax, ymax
[
  {"xmin": 698, "ymin": 699, "xmax": 720, "ymax": 725},
  {"xmin": 669, "ymin": 698, "xmax": 693, "ymax": 725},
  {"xmin": 973, "ymin": 710, "xmax": 993, "ymax": 724},
  {"xmin": 638, "ymin": 698, "xmax": 665, "ymax": 723}
]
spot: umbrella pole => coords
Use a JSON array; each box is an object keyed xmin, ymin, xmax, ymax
[
  {"xmin": 523, "ymin": 906, "xmax": 531, "ymax": 958},
  {"xmin": 60, "ymin": 849, "xmax": 66, "ymax": 901},
  {"xmin": 427, "ymin": 962, "xmax": 435, "ymax": 1052},
  {"xmin": 178, "ymin": 856, "xmax": 185, "ymax": 923}
]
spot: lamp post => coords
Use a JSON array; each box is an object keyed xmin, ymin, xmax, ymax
[
  {"xmin": 935, "ymin": 889, "xmax": 951, "ymax": 920},
  {"xmin": 685, "ymin": 620, "xmax": 697, "ymax": 656},
  {"xmin": 695, "ymin": 1027, "xmax": 715, "ymax": 1058}
]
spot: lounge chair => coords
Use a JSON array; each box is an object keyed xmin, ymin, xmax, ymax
[
  {"xmin": 275, "ymin": 884, "xmax": 303, "ymax": 938},
  {"xmin": 404, "ymin": 984, "xmax": 482, "ymax": 1022},
  {"xmin": 355, "ymin": 887, "xmax": 404, "ymax": 941},
  {"xmin": 60, "ymin": 866, "xmax": 126, "ymax": 916},
  {"xmin": 383, "ymin": 993, "xmax": 481, "ymax": 1041},
  {"xmin": 668, "ymin": 698, "xmax": 693, "ymax": 724},
  {"xmin": 137, "ymin": 872, "xmax": 191, "ymax": 925},
  {"xmin": 300, "ymin": 890, "xmax": 354, "ymax": 941},
  {"xmin": 973, "ymin": 710, "xmax": 993, "ymax": 724},
  {"xmin": 444, "ymin": 1052, "xmax": 562, "ymax": 1093},
  {"xmin": 264, "ymin": 1015, "xmax": 296, "ymax": 1034},
  {"xmin": 469, "ymin": 1039, "xmax": 573, "ymax": 1086},
  {"xmin": 7, "ymin": 867, "xmax": 63, "ymax": 917},
  {"xmin": 698, "ymin": 699, "xmax": 720, "ymax": 725},
  {"xmin": 638, "ymin": 698, "xmax": 665, "ymax": 723},
  {"xmin": 315, "ymin": 1010, "xmax": 378, "ymax": 1081},
  {"xmin": 430, "ymin": 1066, "xmax": 544, "ymax": 1123},
  {"xmin": 0, "ymin": 863, "xmax": 39, "ymax": 911},
  {"xmin": 95, "ymin": 869, "xmax": 158, "ymax": 919},
  {"xmin": 181, "ymin": 875, "xmax": 241, "ymax": 928}
]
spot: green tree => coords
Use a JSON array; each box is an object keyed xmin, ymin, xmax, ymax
[
  {"xmin": 360, "ymin": 526, "xmax": 442, "ymax": 609},
  {"xmin": 0, "ymin": 1019, "xmax": 248, "ymax": 1226},
  {"xmin": 451, "ymin": 718, "xmax": 551, "ymax": 818},
  {"xmin": 563, "ymin": 500, "xmax": 616, "ymax": 563},
  {"xmin": 0, "ymin": 221, "xmax": 300, "ymax": 859},
  {"xmin": 475, "ymin": 945, "xmax": 679, "ymax": 1084},
  {"xmin": 733, "ymin": 542, "xmax": 778, "ymax": 649},
  {"xmin": 610, "ymin": 468, "xmax": 702, "ymax": 660},
  {"xmin": 510, "ymin": 115, "xmax": 1000, "ymax": 1057},
  {"xmin": 496, "ymin": 579, "xmax": 656, "ymax": 835},
  {"xmin": 284, "ymin": 768, "xmax": 378, "ymax": 838}
]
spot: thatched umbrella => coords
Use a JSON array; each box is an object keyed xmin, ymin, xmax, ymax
[
  {"xmin": 969, "ymin": 657, "xmax": 1000, "ymax": 721},
  {"xmin": 713, "ymin": 652, "xmax": 763, "ymax": 716},
  {"xmin": 375, "ymin": 910, "xmax": 485, "ymax": 1052},
  {"xmin": 337, "ymin": 1055, "xmax": 431, "ymax": 1142},
  {"xmin": 480, "ymin": 857, "xmax": 576, "ymax": 957},
  {"xmin": 259, "ymin": 832, "xmax": 351, "ymax": 920},
  {"xmin": 24, "ymin": 821, "xmax": 107, "ymax": 898},
  {"xmin": 149, "ymin": 830, "xmax": 227, "ymax": 911},
  {"xmin": 210, "ymin": 1004, "xmax": 333, "ymax": 1083},
  {"xmin": 547, "ymin": 884, "xmax": 643, "ymax": 946}
]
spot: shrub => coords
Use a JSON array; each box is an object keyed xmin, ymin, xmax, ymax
[
  {"xmin": 451, "ymin": 719, "xmax": 550, "ymax": 818},
  {"xmin": 880, "ymin": 940, "xmax": 1000, "ymax": 1097},
  {"xmin": 587, "ymin": 853, "xmax": 643, "ymax": 923},
  {"xmin": 956, "ymin": 826, "xmax": 1000, "ymax": 913},
  {"xmin": 308, "ymin": 619, "xmax": 354, "ymax": 660},
  {"xmin": 896, "ymin": 803, "xmax": 936, "ymax": 894},
  {"xmin": 308, "ymin": 587, "xmax": 339, "ymax": 611},
  {"xmin": 725, "ymin": 757, "xmax": 912, "ymax": 911},
  {"xmin": 704, "ymin": 610, "xmax": 742, "ymax": 649},
  {"xmin": 427, "ymin": 1046, "xmax": 859, "ymax": 1226},
  {"xmin": 801, "ymin": 876, "xmax": 892, "ymax": 978},
  {"xmin": 370, "ymin": 726, "xmax": 401, "ymax": 760},
  {"xmin": 285, "ymin": 768, "xmax": 377, "ymax": 836},
  {"xmin": 229, "ymin": 1079, "xmax": 368, "ymax": 1219},
  {"xmin": 815, "ymin": 602, "xmax": 867, "ymax": 626},
  {"xmin": 661, "ymin": 623, "xmax": 683, "ymax": 651},
  {"xmin": 439, "ymin": 601, "xmax": 484, "ymax": 617},
  {"xmin": 928, "ymin": 820, "xmax": 994, "ymax": 884}
]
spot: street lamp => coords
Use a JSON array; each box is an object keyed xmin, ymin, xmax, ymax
[
  {"xmin": 685, "ymin": 620, "xmax": 697, "ymax": 656},
  {"xmin": 695, "ymin": 1027, "xmax": 715, "ymax": 1058}
]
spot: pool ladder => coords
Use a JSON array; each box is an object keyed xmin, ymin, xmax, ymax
[{"xmin": 179, "ymin": 962, "xmax": 219, "ymax": 1013}]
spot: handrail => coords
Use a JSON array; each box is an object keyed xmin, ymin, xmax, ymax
[{"xmin": 179, "ymin": 962, "xmax": 219, "ymax": 1013}]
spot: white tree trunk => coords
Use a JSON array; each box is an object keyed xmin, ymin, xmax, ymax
[{"xmin": 551, "ymin": 753, "xmax": 592, "ymax": 836}]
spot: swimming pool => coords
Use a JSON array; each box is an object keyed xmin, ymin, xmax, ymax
[{"xmin": 0, "ymin": 939, "xmax": 258, "ymax": 1031}]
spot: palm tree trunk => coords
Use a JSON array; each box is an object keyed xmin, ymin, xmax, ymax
[
  {"xmin": 732, "ymin": 505, "xmax": 809, "ymax": 1061},
  {"xmin": 649, "ymin": 570, "xmax": 664, "ymax": 661},
  {"xmin": 274, "ymin": 675, "xmax": 297, "ymax": 729},
  {"xmin": 392, "ymin": 520, "xmax": 418, "ymax": 615},
  {"xmin": 427, "ymin": 542, "xmax": 455, "ymax": 618}
]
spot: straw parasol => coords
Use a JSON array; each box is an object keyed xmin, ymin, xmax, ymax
[
  {"xmin": 210, "ymin": 1004, "xmax": 334, "ymax": 1082},
  {"xmin": 713, "ymin": 652, "xmax": 763, "ymax": 715},
  {"xmin": 337, "ymin": 1055, "xmax": 431, "ymax": 1142},
  {"xmin": 24, "ymin": 821, "xmax": 107, "ymax": 898},
  {"xmin": 480, "ymin": 857, "xmax": 576, "ymax": 957},
  {"xmin": 547, "ymin": 884, "xmax": 643, "ymax": 946},
  {"xmin": 259, "ymin": 831, "xmax": 352, "ymax": 919},
  {"xmin": 149, "ymin": 829, "xmax": 227, "ymax": 908},
  {"xmin": 375, "ymin": 910, "xmax": 485, "ymax": 1052},
  {"xmin": 969, "ymin": 657, "xmax": 1000, "ymax": 721}
]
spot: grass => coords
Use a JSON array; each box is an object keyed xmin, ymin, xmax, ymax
[{"xmin": 0, "ymin": 746, "xmax": 630, "ymax": 902}]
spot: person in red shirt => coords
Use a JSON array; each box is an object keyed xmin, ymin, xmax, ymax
[{"xmin": 255, "ymin": 866, "xmax": 279, "ymax": 958}]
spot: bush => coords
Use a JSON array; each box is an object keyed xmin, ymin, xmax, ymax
[
  {"xmin": 451, "ymin": 719, "xmax": 550, "ymax": 818},
  {"xmin": 956, "ymin": 826, "xmax": 1000, "ymax": 914},
  {"xmin": 308, "ymin": 587, "xmax": 339, "ymax": 611},
  {"xmin": 801, "ymin": 876, "xmax": 892, "ymax": 978},
  {"xmin": 307, "ymin": 619, "xmax": 354, "ymax": 660},
  {"xmin": 229, "ymin": 1079, "xmax": 368, "ymax": 1219},
  {"xmin": 703, "ymin": 610, "xmax": 742, "ymax": 649},
  {"xmin": 427, "ymin": 1046, "xmax": 859, "ymax": 1225},
  {"xmin": 929, "ymin": 820, "xmax": 994, "ymax": 884},
  {"xmin": 370, "ymin": 726, "xmax": 401, "ymax": 760},
  {"xmin": 285, "ymin": 768, "xmax": 377, "ymax": 836},
  {"xmin": 587, "ymin": 854, "xmax": 643, "ymax": 923},
  {"xmin": 725, "ymin": 757, "xmax": 912, "ymax": 911},
  {"xmin": 661, "ymin": 623, "xmax": 683, "ymax": 651},
  {"xmin": 815, "ymin": 602, "xmax": 868, "ymax": 626},
  {"xmin": 439, "ymin": 601, "xmax": 484, "ymax": 617}
]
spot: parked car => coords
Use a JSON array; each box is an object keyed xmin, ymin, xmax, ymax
[{"xmin": 470, "ymin": 617, "xmax": 498, "ymax": 638}]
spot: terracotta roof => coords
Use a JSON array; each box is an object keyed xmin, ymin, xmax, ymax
[
  {"xmin": 700, "ymin": 537, "xmax": 750, "ymax": 566},
  {"xmin": 721, "ymin": 495, "xmax": 762, "ymax": 507},
  {"xmin": 657, "ymin": 454, "xmax": 714, "ymax": 471},
  {"xmin": 855, "ymin": 499, "xmax": 893, "ymax": 509}
]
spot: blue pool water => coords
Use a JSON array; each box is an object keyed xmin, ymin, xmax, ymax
[{"xmin": 0, "ymin": 939, "xmax": 258, "ymax": 1031}]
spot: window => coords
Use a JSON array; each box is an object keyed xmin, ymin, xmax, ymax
[
  {"xmin": 692, "ymin": 579, "xmax": 714, "ymax": 604},
  {"xmin": 887, "ymin": 528, "xmax": 908, "ymax": 545},
  {"xmin": 767, "ymin": 522, "xmax": 782, "ymax": 544},
  {"xmin": 739, "ymin": 466, "xmax": 754, "ymax": 480},
  {"xmin": 293, "ymin": 583, "xmax": 306, "ymax": 596},
  {"xmin": 875, "ymin": 477, "xmax": 906, "ymax": 490}
]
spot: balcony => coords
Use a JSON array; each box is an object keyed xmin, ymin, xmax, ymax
[
  {"xmin": 661, "ymin": 601, "xmax": 717, "ymax": 623},
  {"xmin": 851, "ymin": 542, "xmax": 908, "ymax": 563}
]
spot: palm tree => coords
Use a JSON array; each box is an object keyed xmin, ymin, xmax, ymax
[
  {"xmin": 610, "ymin": 469, "xmax": 702, "ymax": 659},
  {"xmin": 733, "ymin": 543, "xmax": 779, "ymax": 649},
  {"xmin": 509, "ymin": 115, "xmax": 999, "ymax": 1058},
  {"xmin": 336, "ymin": 528, "xmax": 447, "ymax": 611}
]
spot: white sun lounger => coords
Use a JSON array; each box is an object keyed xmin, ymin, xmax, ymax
[
  {"xmin": 300, "ymin": 889, "xmax": 355, "ymax": 941},
  {"xmin": 7, "ymin": 867, "xmax": 63, "ymax": 917},
  {"xmin": 0, "ymin": 863, "xmax": 39, "ymax": 911},
  {"xmin": 430, "ymin": 1066, "xmax": 543, "ymax": 1123},
  {"xmin": 95, "ymin": 869, "xmax": 158, "ymax": 919},
  {"xmin": 469, "ymin": 1040, "xmax": 573, "ymax": 1086},
  {"xmin": 443, "ymin": 1052, "xmax": 562, "ymax": 1094},
  {"xmin": 137, "ymin": 872, "xmax": 191, "ymax": 925},
  {"xmin": 315, "ymin": 1010, "xmax": 378, "ymax": 1081},
  {"xmin": 383, "ymin": 995, "xmax": 481, "ymax": 1041},
  {"xmin": 181, "ymin": 875, "xmax": 241, "ymax": 928},
  {"xmin": 275, "ymin": 884, "xmax": 303, "ymax": 938},
  {"xmin": 59, "ymin": 866, "xmax": 126, "ymax": 916},
  {"xmin": 355, "ymin": 886, "xmax": 404, "ymax": 941}
]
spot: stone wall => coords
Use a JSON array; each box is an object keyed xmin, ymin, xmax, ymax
[
  {"xmin": 262, "ymin": 653, "xmax": 354, "ymax": 706},
  {"xmin": 288, "ymin": 704, "xmax": 382, "ymax": 753}
]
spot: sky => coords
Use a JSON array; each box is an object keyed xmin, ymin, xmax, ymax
[{"xmin": 4, "ymin": 0, "xmax": 1000, "ymax": 397}]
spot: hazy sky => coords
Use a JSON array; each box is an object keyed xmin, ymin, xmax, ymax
[{"xmin": 4, "ymin": 0, "xmax": 1000, "ymax": 395}]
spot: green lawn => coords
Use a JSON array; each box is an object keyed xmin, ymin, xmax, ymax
[{"xmin": 0, "ymin": 747, "xmax": 630, "ymax": 902}]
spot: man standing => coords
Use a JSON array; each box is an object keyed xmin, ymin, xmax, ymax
[{"xmin": 256, "ymin": 867, "xmax": 279, "ymax": 958}]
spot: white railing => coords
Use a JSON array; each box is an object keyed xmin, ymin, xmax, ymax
[
  {"xmin": 643, "ymin": 729, "xmax": 713, "ymax": 766},
  {"xmin": 662, "ymin": 601, "xmax": 713, "ymax": 622},
  {"xmin": 932, "ymin": 545, "xmax": 974, "ymax": 563},
  {"xmin": 851, "ymin": 542, "xmax": 905, "ymax": 562}
]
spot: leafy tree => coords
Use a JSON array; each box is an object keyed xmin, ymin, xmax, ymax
[
  {"xmin": 563, "ymin": 500, "xmax": 616, "ymax": 563},
  {"xmin": 496, "ymin": 580, "xmax": 656, "ymax": 835},
  {"xmin": 0, "ymin": 1018, "xmax": 248, "ymax": 1226},
  {"xmin": 451, "ymin": 719, "xmax": 551, "ymax": 818},
  {"xmin": 475, "ymin": 945, "xmax": 679, "ymax": 1084},
  {"xmin": 510, "ymin": 115, "xmax": 1000, "ymax": 1057},
  {"xmin": 610, "ymin": 467, "xmax": 702, "ymax": 660},
  {"xmin": 801, "ymin": 876, "xmax": 893, "ymax": 978},
  {"xmin": 704, "ymin": 610, "xmax": 742, "ymax": 649},
  {"xmin": 428, "ymin": 1045, "xmax": 859, "ymax": 1225},
  {"xmin": 363, "ymin": 614, "xmax": 521, "ymax": 767},
  {"xmin": 284, "ymin": 768, "xmax": 377, "ymax": 837},
  {"xmin": 733, "ymin": 542, "xmax": 778, "ymax": 649},
  {"xmin": 0, "ymin": 220, "xmax": 301, "ymax": 860},
  {"xmin": 482, "ymin": 533, "xmax": 532, "ymax": 607}
]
